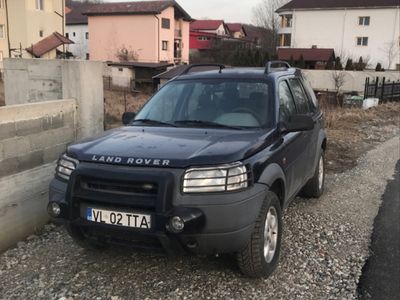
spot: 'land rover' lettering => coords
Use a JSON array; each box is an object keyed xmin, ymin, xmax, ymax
[{"xmin": 91, "ymin": 155, "xmax": 170, "ymax": 166}]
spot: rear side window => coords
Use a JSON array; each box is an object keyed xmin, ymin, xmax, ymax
[
  {"xmin": 289, "ymin": 78, "xmax": 310, "ymax": 114},
  {"xmin": 301, "ymin": 77, "xmax": 318, "ymax": 111},
  {"xmin": 278, "ymin": 81, "xmax": 296, "ymax": 123}
]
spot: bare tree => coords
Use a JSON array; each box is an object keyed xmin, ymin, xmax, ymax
[
  {"xmin": 381, "ymin": 41, "xmax": 399, "ymax": 70},
  {"xmin": 116, "ymin": 47, "xmax": 138, "ymax": 62},
  {"xmin": 331, "ymin": 70, "xmax": 346, "ymax": 93},
  {"xmin": 252, "ymin": 0, "xmax": 289, "ymax": 52},
  {"xmin": 331, "ymin": 70, "xmax": 347, "ymax": 106}
]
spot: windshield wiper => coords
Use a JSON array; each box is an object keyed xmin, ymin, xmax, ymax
[
  {"xmin": 174, "ymin": 120, "xmax": 243, "ymax": 130},
  {"xmin": 131, "ymin": 119, "xmax": 177, "ymax": 127}
]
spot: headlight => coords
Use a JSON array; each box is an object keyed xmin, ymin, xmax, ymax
[
  {"xmin": 56, "ymin": 154, "xmax": 79, "ymax": 181},
  {"xmin": 183, "ymin": 162, "xmax": 249, "ymax": 193}
]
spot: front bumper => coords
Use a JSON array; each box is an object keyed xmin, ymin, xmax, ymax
[{"xmin": 49, "ymin": 163, "xmax": 266, "ymax": 254}]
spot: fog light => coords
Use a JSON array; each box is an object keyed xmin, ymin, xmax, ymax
[
  {"xmin": 48, "ymin": 202, "xmax": 61, "ymax": 217},
  {"xmin": 168, "ymin": 216, "xmax": 185, "ymax": 233}
]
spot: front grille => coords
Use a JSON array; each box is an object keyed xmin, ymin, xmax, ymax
[{"xmin": 81, "ymin": 178, "xmax": 158, "ymax": 196}]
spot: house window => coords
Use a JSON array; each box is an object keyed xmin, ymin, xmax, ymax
[
  {"xmin": 356, "ymin": 37, "xmax": 368, "ymax": 46},
  {"xmin": 85, "ymin": 32, "xmax": 89, "ymax": 39},
  {"xmin": 0, "ymin": 24, "xmax": 4, "ymax": 39},
  {"xmin": 73, "ymin": 32, "xmax": 76, "ymax": 37},
  {"xmin": 281, "ymin": 14, "xmax": 293, "ymax": 28},
  {"xmin": 279, "ymin": 34, "xmax": 291, "ymax": 47},
  {"xmin": 36, "ymin": 0, "xmax": 44, "ymax": 10},
  {"xmin": 197, "ymin": 36, "xmax": 210, "ymax": 41},
  {"xmin": 66, "ymin": 32, "xmax": 69, "ymax": 38},
  {"xmin": 39, "ymin": 30, "xmax": 43, "ymax": 37},
  {"xmin": 86, "ymin": 53, "xmax": 90, "ymax": 60},
  {"xmin": 359, "ymin": 16, "xmax": 370, "ymax": 26},
  {"xmin": 161, "ymin": 18, "xmax": 170, "ymax": 29},
  {"xmin": 162, "ymin": 40, "xmax": 168, "ymax": 51}
]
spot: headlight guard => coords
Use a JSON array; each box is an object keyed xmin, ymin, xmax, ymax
[
  {"xmin": 182, "ymin": 162, "xmax": 250, "ymax": 193},
  {"xmin": 56, "ymin": 154, "xmax": 79, "ymax": 181}
]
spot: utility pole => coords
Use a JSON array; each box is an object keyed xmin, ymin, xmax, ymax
[
  {"xmin": 54, "ymin": 0, "xmax": 66, "ymax": 57},
  {"xmin": 5, "ymin": 0, "xmax": 11, "ymax": 57}
]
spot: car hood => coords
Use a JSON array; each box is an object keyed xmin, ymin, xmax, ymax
[{"xmin": 67, "ymin": 126, "xmax": 274, "ymax": 168}]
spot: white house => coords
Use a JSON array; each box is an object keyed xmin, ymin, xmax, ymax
[
  {"xmin": 65, "ymin": 0, "xmax": 90, "ymax": 59},
  {"xmin": 277, "ymin": 0, "xmax": 400, "ymax": 70}
]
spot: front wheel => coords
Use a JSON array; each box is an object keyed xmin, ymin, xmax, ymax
[{"xmin": 236, "ymin": 191, "xmax": 282, "ymax": 278}]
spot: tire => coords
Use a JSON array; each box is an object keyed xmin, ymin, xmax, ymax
[
  {"xmin": 65, "ymin": 223, "xmax": 108, "ymax": 250},
  {"xmin": 301, "ymin": 150, "xmax": 325, "ymax": 198},
  {"xmin": 237, "ymin": 191, "xmax": 282, "ymax": 278}
]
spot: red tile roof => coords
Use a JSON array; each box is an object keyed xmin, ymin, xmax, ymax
[
  {"xmin": 191, "ymin": 20, "xmax": 225, "ymax": 31},
  {"xmin": 277, "ymin": 48, "xmax": 335, "ymax": 62},
  {"xmin": 26, "ymin": 32, "xmax": 73, "ymax": 58},
  {"xmin": 226, "ymin": 23, "xmax": 243, "ymax": 33},
  {"xmin": 83, "ymin": 0, "xmax": 191, "ymax": 20},
  {"xmin": 277, "ymin": 0, "xmax": 399, "ymax": 12},
  {"xmin": 66, "ymin": 0, "xmax": 93, "ymax": 25}
]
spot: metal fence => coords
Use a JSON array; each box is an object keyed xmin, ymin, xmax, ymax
[{"xmin": 364, "ymin": 77, "xmax": 400, "ymax": 102}]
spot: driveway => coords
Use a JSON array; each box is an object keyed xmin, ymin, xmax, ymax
[
  {"xmin": 358, "ymin": 160, "xmax": 400, "ymax": 299},
  {"xmin": 0, "ymin": 137, "xmax": 399, "ymax": 300}
]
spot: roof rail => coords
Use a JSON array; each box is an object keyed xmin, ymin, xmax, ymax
[
  {"xmin": 265, "ymin": 60, "xmax": 292, "ymax": 74},
  {"xmin": 181, "ymin": 64, "xmax": 225, "ymax": 75}
]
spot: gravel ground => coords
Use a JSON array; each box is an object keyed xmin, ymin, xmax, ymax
[{"xmin": 0, "ymin": 137, "xmax": 399, "ymax": 300}]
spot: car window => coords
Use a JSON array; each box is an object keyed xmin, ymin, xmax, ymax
[
  {"xmin": 289, "ymin": 78, "xmax": 311, "ymax": 114},
  {"xmin": 301, "ymin": 77, "xmax": 318, "ymax": 112},
  {"xmin": 135, "ymin": 79, "xmax": 273, "ymax": 129},
  {"xmin": 279, "ymin": 81, "xmax": 296, "ymax": 123}
]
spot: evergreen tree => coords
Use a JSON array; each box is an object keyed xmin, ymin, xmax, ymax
[
  {"xmin": 297, "ymin": 55, "xmax": 306, "ymax": 69},
  {"xmin": 375, "ymin": 63, "xmax": 383, "ymax": 72},
  {"xmin": 263, "ymin": 52, "xmax": 270, "ymax": 66},
  {"xmin": 253, "ymin": 49, "xmax": 263, "ymax": 67},
  {"xmin": 335, "ymin": 56, "xmax": 343, "ymax": 70},
  {"xmin": 289, "ymin": 55, "xmax": 295, "ymax": 67},
  {"xmin": 345, "ymin": 59, "xmax": 354, "ymax": 70},
  {"xmin": 355, "ymin": 56, "xmax": 365, "ymax": 71},
  {"xmin": 325, "ymin": 55, "xmax": 334, "ymax": 70}
]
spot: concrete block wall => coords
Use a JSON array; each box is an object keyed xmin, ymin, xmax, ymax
[
  {"xmin": 3, "ymin": 58, "xmax": 104, "ymax": 140},
  {"xmin": 3, "ymin": 59, "xmax": 63, "ymax": 105},
  {"xmin": 302, "ymin": 70, "xmax": 400, "ymax": 93},
  {"xmin": 0, "ymin": 99, "xmax": 76, "ymax": 252},
  {"xmin": 0, "ymin": 100, "xmax": 76, "ymax": 178}
]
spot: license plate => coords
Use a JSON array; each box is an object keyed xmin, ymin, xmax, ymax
[{"xmin": 86, "ymin": 208, "xmax": 151, "ymax": 229}]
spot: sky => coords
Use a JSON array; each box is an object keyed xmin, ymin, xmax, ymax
[{"xmin": 104, "ymin": 0, "xmax": 262, "ymax": 24}]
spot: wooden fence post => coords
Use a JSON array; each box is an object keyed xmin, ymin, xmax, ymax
[{"xmin": 381, "ymin": 77, "xmax": 386, "ymax": 102}]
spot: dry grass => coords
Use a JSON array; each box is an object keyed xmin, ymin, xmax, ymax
[
  {"xmin": 323, "ymin": 102, "xmax": 400, "ymax": 173},
  {"xmin": 104, "ymin": 90, "xmax": 151, "ymax": 129}
]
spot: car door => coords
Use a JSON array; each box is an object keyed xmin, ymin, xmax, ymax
[
  {"xmin": 276, "ymin": 79, "xmax": 309, "ymax": 199},
  {"xmin": 287, "ymin": 77, "xmax": 317, "ymax": 181},
  {"xmin": 301, "ymin": 76, "xmax": 324, "ymax": 173}
]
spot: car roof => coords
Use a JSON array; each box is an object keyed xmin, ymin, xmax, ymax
[{"xmin": 172, "ymin": 67, "xmax": 301, "ymax": 81}]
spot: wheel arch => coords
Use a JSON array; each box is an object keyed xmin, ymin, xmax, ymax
[{"xmin": 257, "ymin": 163, "xmax": 287, "ymax": 208}]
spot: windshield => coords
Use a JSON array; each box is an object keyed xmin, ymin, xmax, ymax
[{"xmin": 135, "ymin": 79, "xmax": 273, "ymax": 129}]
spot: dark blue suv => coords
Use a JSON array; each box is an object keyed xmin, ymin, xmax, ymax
[{"xmin": 48, "ymin": 61, "xmax": 326, "ymax": 278}]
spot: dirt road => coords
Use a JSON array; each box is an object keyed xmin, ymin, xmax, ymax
[{"xmin": 0, "ymin": 136, "xmax": 398, "ymax": 299}]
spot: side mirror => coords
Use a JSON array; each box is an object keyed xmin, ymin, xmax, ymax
[
  {"xmin": 122, "ymin": 112, "xmax": 136, "ymax": 125},
  {"xmin": 280, "ymin": 115, "xmax": 314, "ymax": 133}
]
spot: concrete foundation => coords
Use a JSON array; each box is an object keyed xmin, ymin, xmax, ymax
[
  {"xmin": 0, "ymin": 99, "xmax": 76, "ymax": 252},
  {"xmin": 0, "ymin": 164, "xmax": 55, "ymax": 252}
]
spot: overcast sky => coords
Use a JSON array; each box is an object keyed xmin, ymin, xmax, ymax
[{"xmin": 104, "ymin": 0, "xmax": 262, "ymax": 24}]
